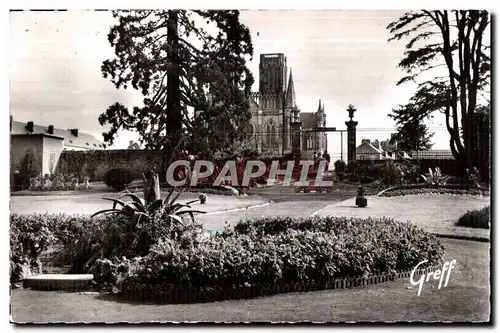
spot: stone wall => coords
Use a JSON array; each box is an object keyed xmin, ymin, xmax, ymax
[{"xmin": 56, "ymin": 149, "xmax": 164, "ymax": 182}]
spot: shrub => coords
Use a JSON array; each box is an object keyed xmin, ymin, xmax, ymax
[
  {"xmin": 10, "ymin": 214, "xmax": 58, "ymax": 260},
  {"xmin": 118, "ymin": 216, "xmax": 443, "ymax": 292},
  {"xmin": 20, "ymin": 148, "xmax": 41, "ymax": 189},
  {"xmin": 456, "ymin": 206, "xmax": 490, "ymax": 229},
  {"xmin": 346, "ymin": 161, "xmax": 420, "ymax": 186},
  {"xmin": 334, "ymin": 160, "xmax": 347, "ymax": 180},
  {"xmin": 105, "ymin": 167, "xmax": 133, "ymax": 191}
]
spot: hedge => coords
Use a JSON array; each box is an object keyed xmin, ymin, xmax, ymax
[
  {"xmin": 378, "ymin": 184, "xmax": 490, "ymax": 197},
  {"xmin": 456, "ymin": 206, "xmax": 490, "ymax": 229}
]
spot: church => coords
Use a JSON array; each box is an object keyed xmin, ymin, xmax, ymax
[{"xmin": 243, "ymin": 53, "xmax": 328, "ymax": 159}]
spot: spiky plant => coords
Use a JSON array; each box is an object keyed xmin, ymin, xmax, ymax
[
  {"xmin": 420, "ymin": 167, "xmax": 449, "ymax": 186},
  {"xmin": 92, "ymin": 187, "xmax": 206, "ymax": 226}
]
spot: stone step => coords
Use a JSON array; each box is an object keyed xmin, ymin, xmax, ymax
[{"xmin": 23, "ymin": 274, "xmax": 94, "ymax": 291}]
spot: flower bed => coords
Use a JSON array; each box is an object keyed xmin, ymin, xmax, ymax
[
  {"xmin": 112, "ymin": 216, "xmax": 444, "ymax": 303},
  {"xmin": 378, "ymin": 184, "xmax": 489, "ymax": 197},
  {"xmin": 28, "ymin": 174, "xmax": 91, "ymax": 191},
  {"xmin": 11, "ymin": 213, "xmax": 444, "ymax": 302},
  {"xmin": 160, "ymin": 184, "xmax": 240, "ymax": 196}
]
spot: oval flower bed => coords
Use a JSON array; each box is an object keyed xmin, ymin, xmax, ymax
[
  {"xmin": 378, "ymin": 184, "xmax": 489, "ymax": 197},
  {"xmin": 110, "ymin": 216, "xmax": 444, "ymax": 303}
]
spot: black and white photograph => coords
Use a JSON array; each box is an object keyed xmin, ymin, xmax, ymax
[{"xmin": 7, "ymin": 5, "xmax": 492, "ymax": 324}]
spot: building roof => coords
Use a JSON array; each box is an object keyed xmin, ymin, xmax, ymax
[
  {"xmin": 411, "ymin": 149, "xmax": 455, "ymax": 159},
  {"xmin": 357, "ymin": 140, "xmax": 384, "ymax": 154},
  {"xmin": 299, "ymin": 113, "xmax": 317, "ymax": 129},
  {"xmin": 11, "ymin": 120, "xmax": 105, "ymax": 149}
]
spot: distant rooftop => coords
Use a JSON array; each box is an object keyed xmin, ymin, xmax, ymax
[{"xmin": 11, "ymin": 119, "xmax": 105, "ymax": 149}]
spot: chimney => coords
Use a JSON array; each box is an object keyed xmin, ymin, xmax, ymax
[
  {"xmin": 361, "ymin": 139, "xmax": 370, "ymax": 144},
  {"xmin": 373, "ymin": 140, "xmax": 380, "ymax": 149},
  {"xmin": 69, "ymin": 128, "xmax": 79, "ymax": 137},
  {"xmin": 26, "ymin": 121, "xmax": 34, "ymax": 133},
  {"xmin": 48, "ymin": 125, "xmax": 54, "ymax": 134}
]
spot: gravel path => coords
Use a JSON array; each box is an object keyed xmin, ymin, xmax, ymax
[
  {"xmin": 196, "ymin": 200, "xmax": 338, "ymax": 231},
  {"xmin": 9, "ymin": 192, "xmax": 269, "ymax": 215}
]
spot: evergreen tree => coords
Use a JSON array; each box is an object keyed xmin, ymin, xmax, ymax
[
  {"xmin": 99, "ymin": 10, "xmax": 254, "ymax": 162},
  {"xmin": 389, "ymin": 118, "xmax": 434, "ymax": 155},
  {"xmin": 387, "ymin": 10, "xmax": 490, "ymax": 173}
]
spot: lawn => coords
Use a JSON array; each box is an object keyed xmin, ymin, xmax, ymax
[{"xmin": 10, "ymin": 238, "xmax": 490, "ymax": 323}]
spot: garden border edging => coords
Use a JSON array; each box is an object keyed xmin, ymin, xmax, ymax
[{"xmin": 117, "ymin": 264, "xmax": 441, "ymax": 304}]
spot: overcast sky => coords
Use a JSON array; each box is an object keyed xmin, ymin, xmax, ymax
[{"xmin": 10, "ymin": 10, "xmax": 456, "ymax": 154}]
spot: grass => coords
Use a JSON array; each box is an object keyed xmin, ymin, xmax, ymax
[
  {"xmin": 456, "ymin": 206, "xmax": 490, "ymax": 229},
  {"xmin": 10, "ymin": 238, "xmax": 490, "ymax": 323}
]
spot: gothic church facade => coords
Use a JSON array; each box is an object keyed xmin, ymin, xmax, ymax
[{"xmin": 244, "ymin": 53, "xmax": 327, "ymax": 159}]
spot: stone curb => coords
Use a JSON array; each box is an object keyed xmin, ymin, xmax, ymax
[
  {"xmin": 433, "ymin": 233, "xmax": 490, "ymax": 243},
  {"xmin": 23, "ymin": 274, "xmax": 94, "ymax": 291}
]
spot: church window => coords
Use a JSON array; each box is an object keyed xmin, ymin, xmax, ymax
[{"xmin": 271, "ymin": 124, "xmax": 277, "ymax": 145}]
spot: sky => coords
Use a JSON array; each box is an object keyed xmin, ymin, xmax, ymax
[{"xmin": 10, "ymin": 10, "xmax": 459, "ymax": 156}]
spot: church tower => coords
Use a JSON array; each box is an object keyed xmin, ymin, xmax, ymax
[{"xmin": 259, "ymin": 53, "xmax": 287, "ymax": 110}]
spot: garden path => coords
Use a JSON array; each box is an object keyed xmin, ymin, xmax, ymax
[
  {"xmin": 9, "ymin": 192, "xmax": 270, "ymax": 216},
  {"xmin": 314, "ymin": 194, "xmax": 490, "ymax": 240}
]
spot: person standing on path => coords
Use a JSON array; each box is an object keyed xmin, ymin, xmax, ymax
[{"xmin": 322, "ymin": 151, "xmax": 331, "ymax": 170}]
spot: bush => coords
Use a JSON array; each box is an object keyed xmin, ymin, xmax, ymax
[
  {"xmin": 346, "ymin": 161, "xmax": 420, "ymax": 186},
  {"xmin": 456, "ymin": 206, "xmax": 490, "ymax": 229},
  {"xmin": 105, "ymin": 167, "xmax": 133, "ymax": 191},
  {"xmin": 10, "ymin": 189, "xmax": 205, "ymax": 276},
  {"xmin": 334, "ymin": 160, "xmax": 347, "ymax": 180},
  {"xmin": 20, "ymin": 148, "xmax": 41, "ymax": 189},
  {"xmin": 119, "ymin": 216, "xmax": 444, "ymax": 292}
]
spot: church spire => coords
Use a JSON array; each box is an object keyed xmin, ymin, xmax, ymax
[
  {"xmin": 317, "ymin": 99, "xmax": 324, "ymax": 113},
  {"xmin": 285, "ymin": 68, "xmax": 296, "ymax": 108}
]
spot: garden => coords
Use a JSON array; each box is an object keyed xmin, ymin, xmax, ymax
[
  {"xmin": 13, "ymin": 147, "xmax": 326, "ymax": 196},
  {"xmin": 332, "ymin": 158, "xmax": 489, "ymax": 197},
  {"xmin": 11, "ymin": 179, "xmax": 446, "ymax": 304}
]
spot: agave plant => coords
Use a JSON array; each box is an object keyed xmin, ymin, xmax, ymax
[
  {"xmin": 421, "ymin": 167, "xmax": 449, "ymax": 186},
  {"xmin": 91, "ymin": 187, "xmax": 206, "ymax": 226}
]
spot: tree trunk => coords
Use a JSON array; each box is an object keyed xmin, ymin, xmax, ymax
[
  {"xmin": 143, "ymin": 172, "xmax": 161, "ymax": 205},
  {"xmin": 166, "ymin": 10, "xmax": 182, "ymax": 158}
]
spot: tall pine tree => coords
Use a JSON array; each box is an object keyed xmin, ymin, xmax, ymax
[{"xmin": 100, "ymin": 10, "xmax": 254, "ymax": 164}]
